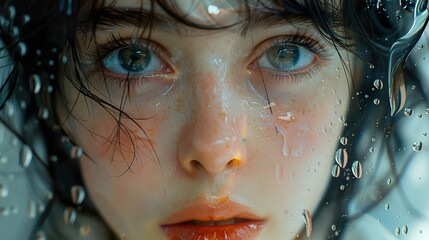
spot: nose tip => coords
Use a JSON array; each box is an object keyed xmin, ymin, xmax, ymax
[{"xmin": 178, "ymin": 135, "xmax": 245, "ymax": 175}]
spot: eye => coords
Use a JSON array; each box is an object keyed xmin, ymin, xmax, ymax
[
  {"xmin": 101, "ymin": 44, "xmax": 167, "ymax": 75},
  {"xmin": 257, "ymin": 43, "xmax": 317, "ymax": 72}
]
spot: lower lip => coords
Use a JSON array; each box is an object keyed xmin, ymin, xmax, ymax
[{"xmin": 162, "ymin": 221, "xmax": 265, "ymax": 240}]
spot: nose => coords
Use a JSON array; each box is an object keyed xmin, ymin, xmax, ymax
[{"xmin": 177, "ymin": 70, "xmax": 246, "ymax": 176}]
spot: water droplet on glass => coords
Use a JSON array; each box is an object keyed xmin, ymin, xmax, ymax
[
  {"xmin": 418, "ymin": 44, "xmax": 424, "ymax": 49},
  {"xmin": 387, "ymin": 178, "xmax": 392, "ymax": 185},
  {"xmin": 331, "ymin": 165, "xmax": 341, "ymax": 178},
  {"xmin": 30, "ymin": 74, "xmax": 42, "ymax": 94},
  {"xmin": 373, "ymin": 99, "xmax": 380, "ymax": 105},
  {"xmin": 335, "ymin": 148, "xmax": 348, "ymax": 168},
  {"xmin": 0, "ymin": 183, "xmax": 9, "ymax": 198},
  {"xmin": 16, "ymin": 42, "xmax": 27, "ymax": 56},
  {"xmin": 28, "ymin": 200, "xmax": 36, "ymax": 219},
  {"xmin": 373, "ymin": 79, "xmax": 383, "ymax": 89},
  {"xmin": 352, "ymin": 161, "xmax": 363, "ymax": 179},
  {"xmin": 385, "ymin": 203, "xmax": 390, "ymax": 210},
  {"xmin": 71, "ymin": 185, "xmax": 86, "ymax": 205},
  {"xmin": 20, "ymin": 145, "xmax": 32, "ymax": 168},
  {"xmin": 413, "ymin": 141, "xmax": 422, "ymax": 152},
  {"xmin": 402, "ymin": 225, "xmax": 408, "ymax": 235},
  {"xmin": 340, "ymin": 185, "xmax": 345, "ymax": 190},
  {"xmin": 404, "ymin": 108, "xmax": 413, "ymax": 116},
  {"xmin": 70, "ymin": 146, "xmax": 83, "ymax": 159},
  {"xmin": 64, "ymin": 207, "xmax": 77, "ymax": 225},
  {"xmin": 395, "ymin": 227, "xmax": 400, "ymax": 236},
  {"xmin": 339, "ymin": 115, "xmax": 345, "ymax": 122},
  {"xmin": 302, "ymin": 209, "xmax": 312, "ymax": 238},
  {"xmin": 369, "ymin": 147, "xmax": 375, "ymax": 153},
  {"xmin": 331, "ymin": 224, "xmax": 337, "ymax": 231},
  {"xmin": 339, "ymin": 137, "xmax": 348, "ymax": 146}
]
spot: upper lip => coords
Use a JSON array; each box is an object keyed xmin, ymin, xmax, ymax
[{"xmin": 161, "ymin": 196, "xmax": 266, "ymax": 225}]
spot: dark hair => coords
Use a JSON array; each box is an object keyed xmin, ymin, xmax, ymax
[{"xmin": 1, "ymin": 0, "xmax": 427, "ymax": 239}]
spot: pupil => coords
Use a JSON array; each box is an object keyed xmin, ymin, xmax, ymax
[{"xmin": 119, "ymin": 47, "xmax": 150, "ymax": 72}]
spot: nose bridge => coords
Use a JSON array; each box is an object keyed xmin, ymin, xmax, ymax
[{"xmin": 179, "ymin": 57, "xmax": 245, "ymax": 175}]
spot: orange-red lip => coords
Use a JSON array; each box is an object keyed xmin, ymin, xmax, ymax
[{"xmin": 161, "ymin": 198, "xmax": 266, "ymax": 240}]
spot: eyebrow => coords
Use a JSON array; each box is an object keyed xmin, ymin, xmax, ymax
[{"xmin": 82, "ymin": 6, "xmax": 315, "ymax": 35}]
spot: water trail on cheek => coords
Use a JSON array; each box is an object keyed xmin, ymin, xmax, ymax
[{"xmin": 276, "ymin": 116, "xmax": 310, "ymax": 158}]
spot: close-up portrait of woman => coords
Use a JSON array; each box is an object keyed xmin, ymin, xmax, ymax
[{"xmin": 1, "ymin": 0, "xmax": 429, "ymax": 239}]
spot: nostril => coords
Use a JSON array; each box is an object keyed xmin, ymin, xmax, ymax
[
  {"xmin": 190, "ymin": 160, "xmax": 203, "ymax": 170},
  {"xmin": 227, "ymin": 158, "xmax": 241, "ymax": 168}
]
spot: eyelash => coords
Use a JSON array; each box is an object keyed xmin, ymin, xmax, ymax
[
  {"xmin": 88, "ymin": 34, "xmax": 172, "ymax": 88},
  {"xmin": 251, "ymin": 31, "xmax": 333, "ymax": 83}
]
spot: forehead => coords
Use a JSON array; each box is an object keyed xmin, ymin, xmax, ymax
[{"xmin": 101, "ymin": 0, "xmax": 278, "ymax": 26}]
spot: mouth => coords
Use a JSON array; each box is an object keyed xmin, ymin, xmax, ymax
[{"xmin": 161, "ymin": 197, "xmax": 266, "ymax": 240}]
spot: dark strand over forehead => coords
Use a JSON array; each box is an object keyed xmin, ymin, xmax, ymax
[{"xmin": 79, "ymin": 2, "xmax": 320, "ymax": 36}]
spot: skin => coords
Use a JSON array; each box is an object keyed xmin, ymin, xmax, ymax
[{"xmin": 57, "ymin": 0, "xmax": 357, "ymax": 239}]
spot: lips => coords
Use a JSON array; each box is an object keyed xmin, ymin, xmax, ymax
[{"xmin": 161, "ymin": 198, "xmax": 266, "ymax": 240}]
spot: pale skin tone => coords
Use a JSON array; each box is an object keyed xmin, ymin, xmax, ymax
[{"xmin": 57, "ymin": 0, "xmax": 357, "ymax": 239}]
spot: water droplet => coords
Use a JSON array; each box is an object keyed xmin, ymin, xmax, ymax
[
  {"xmin": 340, "ymin": 185, "xmax": 345, "ymax": 190},
  {"xmin": 426, "ymin": 108, "xmax": 429, "ymax": 114},
  {"xmin": 38, "ymin": 107, "xmax": 50, "ymax": 119},
  {"xmin": 339, "ymin": 115, "xmax": 345, "ymax": 122},
  {"xmin": 369, "ymin": 64, "xmax": 375, "ymax": 69},
  {"xmin": 4, "ymin": 101, "xmax": 14, "ymax": 117},
  {"xmin": 0, "ymin": 206, "xmax": 10, "ymax": 217},
  {"xmin": 64, "ymin": 207, "xmax": 77, "ymax": 225},
  {"xmin": 71, "ymin": 185, "xmax": 86, "ymax": 205},
  {"xmin": 7, "ymin": 5, "xmax": 16, "ymax": 20},
  {"xmin": 369, "ymin": 147, "xmax": 375, "ymax": 152},
  {"xmin": 373, "ymin": 79, "xmax": 383, "ymax": 89},
  {"xmin": 302, "ymin": 209, "xmax": 312, "ymax": 238},
  {"xmin": 70, "ymin": 146, "xmax": 83, "ymax": 159},
  {"xmin": 418, "ymin": 44, "xmax": 424, "ymax": 49},
  {"xmin": 16, "ymin": 42, "xmax": 27, "ymax": 56},
  {"xmin": 413, "ymin": 141, "xmax": 422, "ymax": 152},
  {"xmin": 335, "ymin": 148, "xmax": 348, "ymax": 168},
  {"xmin": 331, "ymin": 224, "xmax": 337, "ymax": 231},
  {"xmin": 373, "ymin": 98, "xmax": 380, "ymax": 105},
  {"xmin": 339, "ymin": 137, "xmax": 348, "ymax": 146},
  {"xmin": 396, "ymin": 10, "xmax": 402, "ymax": 19},
  {"xmin": 404, "ymin": 108, "xmax": 413, "ymax": 116},
  {"xmin": 28, "ymin": 200, "xmax": 36, "ymax": 219},
  {"xmin": 331, "ymin": 165, "xmax": 341, "ymax": 178},
  {"xmin": 395, "ymin": 227, "xmax": 400, "ymax": 236},
  {"xmin": 20, "ymin": 145, "xmax": 32, "ymax": 168},
  {"xmin": 0, "ymin": 183, "xmax": 9, "ymax": 198},
  {"xmin": 418, "ymin": 114, "xmax": 423, "ymax": 118},
  {"xmin": 352, "ymin": 161, "xmax": 363, "ymax": 179},
  {"xmin": 80, "ymin": 225, "xmax": 92, "ymax": 236},
  {"xmin": 387, "ymin": 178, "xmax": 392, "ymax": 185},
  {"xmin": 30, "ymin": 74, "xmax": 42, "ymax": 94},
  {"xmin": 385, "ymin": 203, "xmax": 390, "ymax": 210},
  {"xmin": 402, "ymin": 225, "xmax": 408, "ymax": 235}
]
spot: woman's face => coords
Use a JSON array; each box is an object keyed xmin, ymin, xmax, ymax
[{"xmin": 58, "ymin": 0, "xmax": 356, "ymax": 239}]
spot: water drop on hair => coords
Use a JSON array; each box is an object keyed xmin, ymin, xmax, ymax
[
  {"xmin": 351, "ymin": 161, "xmax": 363, "ymax": 179},
  {"xmin": 413, "ymin": 141, "xmax": 422, "ymax": 152},
  {"xmin": 335, "ymin": 148, "xmax": 348, "ymax": 168},
  {"xmin": 20, "ymin": 145, "xmax": 32, "ymax": 168},
  {"xmin": 71, "ymin": 185, "xmax": 85, "ymax": 205},
  {"xmin": 302, "ymin": 209, "xmax": 312, "ymax": 238}
]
